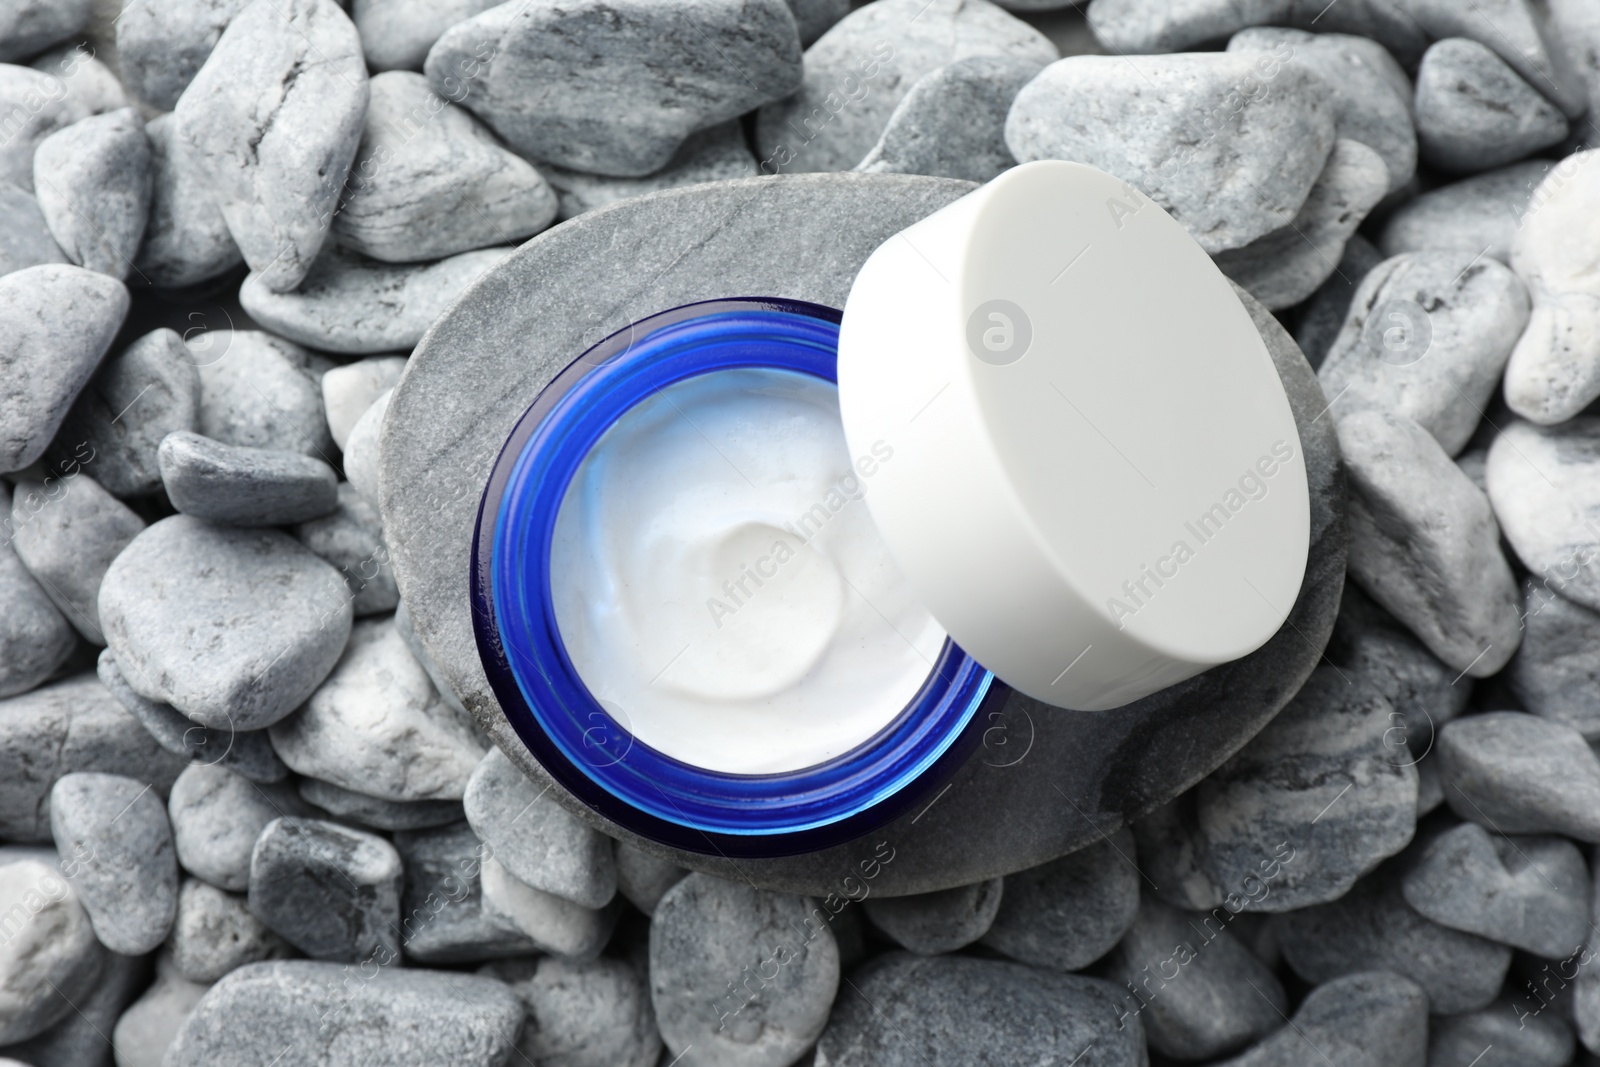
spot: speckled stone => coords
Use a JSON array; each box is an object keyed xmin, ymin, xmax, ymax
[
  {"xmin": 391, "ymin": 821, "xmax": 537, "ymax": 964},
  {"xmin": 1, "ymin": 948, "xmax": 145, "ymax": 1067},
  {"xmin": 134, "ymin": 113, "xmax": 244, "ymax": 290},
  {"xmin": 1379, "ymin": 161, "xmax": 1552, "ymax": 265},
  {"xmin": 168, "ymin": 763, "xmax": 309, "ymax": 892},
  {"xmin": 168, "ymin": 878, "xmax": 292, "ymax": 983},
  {"xmin": 543, "ymin": 121, "xmax": 757, "ymax": 220},
  {"xmin": 115, "ymin": 0, "xmax": 251, "ymax": 112},
  {"xmin": 191, "ymin": 330, "xmax": 333, "ymax": 460},
  {"xmin": 613, "ymin": 840, "xmax": 688, "ymax": 918},
  {"xmin": 1414, "ymin": 38, "xmax": 1568, "ymax": 175},
  {"xmin": 9, "ymin": 473, "xmax": 141, "ymax": 643},
  {"xmin": 0, "ymin": 858, "xmax": 103, "ymax": 1044},
  {"xmin": 158, "ymin": 432, "xmax": 339, "ymax": 527},
  {"xmin": 1430, "ymin": 997, "xmax": 1574, "ymax": 1067},
  {"xmin": 482, "ymin": 955, "xmax": 661, "ymax": 1067},
  {"xmin": 1084, "ymin": 0, "xmax": 1430, "ymax": 64},
  {"xmin": 298, "ymin": 777, "xmax": 462, "ymax": 832},
  {"xmin": 32, "ymin": 108, "xmax": 150, "ymax": 280},
  {"xmin": 1211, "ymin": 971, "xmax": 1428, "ymax": 1067},
  {"xmin": 981, "ymin": 830, "xmax": 1138, "ymax": 970},
  {"xmin": 862, "ymin": 877, "xmax": 1002, "ymax": 955},
  {"xmin": 247, "ymin": 817, "xmax": 402, "ymax": 964},
  {"xmin": 1437, "ymin": 711, "xmax": 1600, "ymax": 842}
]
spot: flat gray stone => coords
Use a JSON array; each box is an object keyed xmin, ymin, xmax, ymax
[
  {"xmin": 0, "ymin": 673, "xmax": 185, "ymax": 842},
  {"xmin": 651, "ymin": 874, "xmax": 837, "ymax": 1067},
  {"xmin": 352, "ymin": 0, "xmax": 499, "ymax": 72},
  {"xmin": 0, "ymin": 948, "xmax": 144, "ymax": 1067},
  {"xmin": 0, "ymin": 263, "xmax": 128, "ymax": 473},
  {"xmin": 1083, "ymin": 0, "xmax": 1430, "ymax": 64},
  {"xmin": 0, "ymin": 859, "xmax": 103, "ymax": 1045},
  {"xmin": 10, "ymin": 474, "xmax": 141, "ymax": 642},
  {"xmin": 165, "ymin": 961, "xmax": 524, "ymax": 1066},
  {"xmin": 100, "ymin": 515, "xmax": 352, "ymax": 730},
  {"xmin": 298, "ymin": 776, "xmax": 462, "ymax": 832},
  {"xmin": 463, "ymin": 746, "xmax": 613, "ymax": 907},
  {"xmin": 50, "ymin": 771, "xmax": 178, "ymax": 954},
  {"xmin": 168, "ymin": 878, "xmax": 291, "ymax": 984},
  {"xmin": 115, "ymin": 0, "xmax": 251, "ymax": 112},
  {"xmin": 109, "ymin": 961, "xmax": 211, "ymax": 1067},
  {"xmin": 340, "ymin": 387, "xmax": 388, "ymax": 504},
  {"xmin": 321, "ymin": 356, "xmax": 405, "ymax": 451},
  {"xmin": 391, "ymin": 820, "xmax": 538, "ymax": 964},
  {"xmin": 1508, "ymin": 578, "xmax": 1600, "ymax": 737},
  {"xmin": 482, "ymin": 956, "xmax": 660, "ymax": 1067},
  {"xmin": 0, "ymin": 0, "xmax": 89, "ymax": 63},
  {"xmin": 172, "ymin": 0, "xmax": 368, "ymax": 292},
  {"xmin": 334, "ymin": 71, "xmax": 555, "ymax": 262},
  {"xmin": 1007, "ymin": 52, "xmax": 1335, "ymax": 254},
  {"xmin": 293, "ymin": 483, "xmax": 398, "ymax": 616},
  {"xmin": 816, "ymin": 953, "xmax": 1144, "ymax": 1067},
  {"xmin": 1337, "ymin": 408, "xmax": 1521, "ymax": 675},
  {"xmin": 1211, "ymin": 971, "xmax": 1428, "ymax": 1067},
  {"xmin": 240, "ymin": 246, "xmax": 511, "ymax": 355},
  {"xmin": 0, "ymin": 183, "xmax": 62, "ymax": 277},
  {"xmin": 1416, "ymin": 38, "xmax": 1568, "ymax": 175},
  {"xmin": 544, "ymin": 121, "xmax": 757, "ymax": 220},
  {"xmin": 757, "ymin": 0, "xmax": 1057, "ymax": 174},
  {"xmin": 862, "ymin": 877, "xmax": 1002, "ymax": 955},
  {"xmin": 32, "ymin": 108, "xmax": 149, "ymax": 280},
  {"xmin": 0, "ymin": 489, "xmax": 75, "ymax": 699},
  {"xmin": 1438, "ymin": 711, "xmax": 1600, "ymax": 842},
  {"xmin": 428, "ymin": 0, "xmax": 802, "ymax": 177},
  {"xmin": 248, "ymin": 816, "xmax": 402, "ymax": 964},
  {"xmin": 478, "ymin": 856, "xmax": 616, "ymax": 959},
  {"xmin": 192, "ymin": 330, "xmax": 333, "ymax": 460},
  {"xmin": 1487, "ymin": 417, "xmax": 1600, "ymax": 612},
  {"xmin": 271, "ymin": 617, "xmax": 483, "ymax": 800},
  {"xmin": 1429, "ymin": 997, "xmax": 1574, "ymax": 1067},
  {"xmin": 980, "ymin": 830, "xmax": 1139, "ymax": 970},
  {"xmin": 158, "ymin": 431, "xmax": 338, "ymax": 526},
  {"xmin": 612, "ymin": 840, "xmax": 687, "ymax": 918},
  {"xmin": 1379, "ymin": 161, "xmax": 1552, "ymax": 265},
  {"xmin": 168, "ymin": 763, "xmax": 308, "ymax": 891},
  {"xmin": 133, "ymin": 113, "xmax": 243, "ymax": 290}
]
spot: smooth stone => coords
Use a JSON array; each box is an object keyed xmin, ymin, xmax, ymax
[
  {"xmin": 612, "ymin": 840, "xmax": 688, "ymax": 918},
  {"xmin": 1320, "ymin": 252, "xmax": 1531, "ymax": 456},
  {"xmin": 110, "ymin": 964, "xmax": 210, "ymax": 1067},
  {"xmin": 115, "ymin": 0, "xmax": 250, "ymax": 111},
  {"xmin": 0, "ymin": 65, "xmax": 76, "ymax": 190},
  {"xmin": 1214, "ymin": 139, "xmax": 1389, "ymax": 311},
  {"xmin": 0, "ymin": 263, "xmax": 128, "ymax": 473},
  {"xmin": 463, "ymin": 746, "xmax": 614, "ymax": 908},
  {"xmin": 1006, "ymin": 52, "xmax": 1335, "ymax": 254},
  {"xmin": 50, "ymin": 772, "xmax": 178, "ymax": 954},
  {"xmin": 100, "ymin": 515, "xmax": 352, "ymax": 730},
  {"xmin": 980, "ymin": 829, "xmax": 1139, "ymax": 970},
  {"xmin": 240, "ymin": 246, "xmax": 511, "ymax": 355},
  {"xmin": 0, "ymin": 673, "xmax": 184, "ymax": 841},
  {"xmin": 1415, "ymin": 38, "xmax": 1568, "ymax": 175},
  {"xmin": 293, "ymin": 485, "xmax": 396, "ymax": 616},
  {"xmin": 862, "ymin": 878, "xmax": 1002, "ymax": 955},
  {"xmin": 1211, "ymin": 971, "xmax": 1428, "ymax": 1067},
  {"xmin": 1228, "ymin": 28, "xmax": 1416, "ymax": 193},
  {"xmin": 1400, "ymin": 821, "xmax": 1588, "ymax": 958},
  {"xmin": 483, "ymin": 956, "xmax": 660, "ymax": 1067},
  {"xmin": 299, "ymin": 777, "xmax": 461, "ymax": 832},
  {"xmin": 352, "ymin": 0, "xmax": 499, "ymax": 71},
  {"xmin": 173, "ymin": 0, "xmax": 368, "ymax": 293},
  {"xmin": 1083, "ymin": 0, "xmax": 1430, "ymax": 63},
  {"xmin": 46, "ymin": 329, "xmax": 200, "ymax": 498},
  {"xmin": 651, "ymin": 874, "xmax": 838, "ymax": 1067},
  {"xmin": 1554, "ymin": 0, "xmax": 1600, "ymax": 122},
  {"xmin": 32, "ymin": 109, "xmax": 149, "ymax": 280},
  {"xmin": 321, "ymin": 357, "xmax": 405, "ymax": 451},
  {"xmin": 9, "ymin": 474, "xmax": 138, "ymax": 642},
  {"xmin": 428, "ymin": 0, "xmax": 802, "ymax": 177},
  {"xmin": 334, "ymin": 71, "xmax": 556, "ymax": 262},
  {"xmin": 168, "ymin": 878, "xmax": 290, "ymax": 984},
  {"xmin": 192, "ymin": 330, "xmax": 333, "ymax": 460},
  {"xmin": 1505, "ymin": 150, "xmax": 1600, "ymax": 425},
  {"xmin": 1438, "ymin": 711, "xmax": 1600, "ymax": 841},
  {"xmin": 247, "ymin": 816, "xmax": 402, "ymax": 965},
  {"xmin": 1103, "ymin": 895, "xmax": 1286, "ymax": 1060},
  {"xmin": 1130, "ymin": 793, "xmax": 1231, "ymax": 912},
  {"xmin": 756, "ymin": 0, "xmax": 1057, "ymax": 175},
  {"xmin": 0, "ymin": 859, "xmax": 103, "ymax": 1044},
  {"xmin": 544, "ymin": 121, "xmax": 756, "ymax": 220},
  {"xmin": 164, "ymin": 961, "xmax": 524, "ymax": 1066},
  {"xmin": 1379, "ymin": 161, "xmax": 1552, "ymax": 264},
  {"xmin": 0, "ymin": 184, "xmax": 63, "ymax": 277},
  {"xmin": 1487, "ymin": 417, "xmax": 1600, "ymax": 612},
  {"xmin": 1430, "ymin": 997, "xmax": 1574, "ymax": 1067},
  {"xmin": 1277, "ymin": 865, "xmax": 1511, "ymax": 1014},
  {"xmin": 788, "ymin": 0, "xmax": 849, "ymax": 46},
  {"xmin": 394, "ymin": 598, "xmax": 467, "ymax": 715},
  {"xmin": 1, "ymin": 950, "xmax": 145, "ymax": 1067},
  {"xmin": 341, "ymin": 387, "xmax": 388, "ymax": 505},
  {"xmin": 168, "ymin": 763, "xmax": 308, "ymax": 892},
  {"xmin": 271, "ymin": 617, "xmax": 483, "ymax": 800},
  {"xmin": 1416, "ymin": 759, "xmax": 1445, "ymax": 816},
  {"xmin": 133, "ymin": 114, "xmax": 243, "ymax": 290},
  {"xmin": 0, "ymin": 0, "xmax": 89, "ymax": 62},
  {"xmin": 479, "ymin": 857, "xmax": 615, "ymax": 959},
  {"xmin": 1405, "ymin": 0, "xmax": 1588, "ymax": 119},
  {"xmin": 1197, "ymin": 666, "xmax": 1417, "ymax": 910},
  {"xmin": 157, "ymin": 431, "xmax": 338, "ymax": 526},
  {"xmin": 391, "ymin": 821, "xmax": 537, "ymax": 963},
  {"xmin": 816, "ymin": 953, "xmax": 1143, "ymax": 1067},
  {"xmin": 1508, "ymin": 579, "xmax": 1600, "ymax": 737},
  {"xmin": 28, "ymin": 45, "xmax": 126, "ymax": 123},
  {"xmin": 0, "ymin": 494, "xmax": 75, "ymax": 698},
  {"xmin": 1336, "ymin": 408, "xmax": 1521, "ymax": 676},
  {"xmin": 382, "ymin": 173, "xmax": 1346, "ymax": 896},
  {"xmin": 855, "ymin": 56, "xmax": 1045, "ymax": 182}
]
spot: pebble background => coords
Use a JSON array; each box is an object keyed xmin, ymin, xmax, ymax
[{"xmin": 0, "ymin": 0, "xmax": 1598, "ymax": 1065}]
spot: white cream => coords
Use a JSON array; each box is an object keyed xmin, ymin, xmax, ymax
[{"xmin": 549, "ymin": 368, "xmax": 945, "ymax": 774}]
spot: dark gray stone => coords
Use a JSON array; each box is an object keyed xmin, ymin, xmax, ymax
[
  {"xmin": 0, "ymin": 183, "xmax": 62, "ymax": 277},
  {"xmin": 1508, "ymin": 579, "xmax": 1600, "ymax": 738},
  {"xmin": 0, "ymin": 949, "xmax": 144, "ymax": 1067},
  {"xmin": 247, "ymin": 816, "xmax": 402, "ymax": 965},
  {"xmin": 787, "ymin": 0, "xmax": 849, "ymax": 46},
  {"xmin": 50, "ymin": 771, "xmax": 178, "ymax": 954},
  {"xmin": 542, "ymin": 121, "xmax": 757, "ymax": 221},
  {"xmin": 133, "ymin": 113, "xmax": 243, "ymax": 290},
  {"xmin": 391, "ymin": 820, "xmax": 537, "ymax": 964},
  {"xmin": 168, "ymin": 878, "xmax": 291, "ymax": 984},
  {"xmin": 862, "ymin": 877, "xmax": 1001, "ymax": 955},
  {"xmin": 1211, "ymin": 971, "xmax": 1427, "ymax": 1067},
  {"xmin": 482, "ymin": 956, "xmax": 660, "ymax": 1067},
  {"xmin": 612, "ymin": 840, "xmax": 687, "ymax": 918},
  {"xmin": 0, "ymin": 0, "xmax": 90, "ymax": 63},
  {"xmin": 115, "ymin": 0, "xmax": 251, "ymax": 112},
  {"xmin": 8, "ymin": 473, "xmax": 139, "ymax": 643},
  {"xmin": 293, "ymin": 484, "xmax": 398, "ymax": 616},
  {"xmin": 1379, "ymin": 161, "xmax": 1552, "ymax": 265},
  {"xmin": 1437, "ymin": 711, "xmax": 1600, "ymax": 842},
  {"xmin": 168, "ymin": 762, "xmax": 309, "ymax": 892},
  {"xmin": 32, "ymin": 108, "xmax": 149, "ymax": 280},
  {"xmin": 192, "ymin": 330, "xmax": 333, "ymax": 461},
  {"xmin": 1415, "ymin": 38, "xmax": 1568, "ymax": 175},
  {"xmin": 0, "ymin": 487, "xmax": 75, "ymax": 699},
  {"xmin": 158, "ymin": 431, "xmax": 338, "ymax": 527},
  {"xmin": 0, "ymin": 858, "xmax": 103, "ymax": 1045},
  {"xmin": 1487, "ymin": 417, "xmax": 1600, "ymax": 613},
  {"xmin": 1429, "ymin": 997, "xmax": 1574, "ymax": 1067},
  {"xmin": 981, "ymin": 830, "xmax": 1139, "ymax": 970},
  {"xmin": 299, "ymin": 777, "xmax": 462, "ymax": 832}
]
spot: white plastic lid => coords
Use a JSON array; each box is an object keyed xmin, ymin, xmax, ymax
[{"xmin": 837, "ymin": 161, "xmax": 1310, "ymax": 712}]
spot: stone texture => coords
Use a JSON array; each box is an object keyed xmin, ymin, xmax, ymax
[
  {"xmin": 1378, "ymin": 161, "xmax": 1551, "ymax": 265},
  {"xmin": 115, "ymin": 0, "xmax": 252, "ymax": 112},
  {"xmin": 32, "ymin": 108, "xmax": 150, "ymax": 280},
  {"xmin": 248, "ymin": 817, "xmax": 402, "ymax": 965},
  {"xmin": 1429, "ymin": 998, "xmax": 1574, "ymax": 1067},
  {"xmin": 1, "ymin": 948, "xmax": 145, "ymax": 1067},
  {"xmin": 1508, "ymin": 578, "xmax": 1600, "ymax": 737},
  {"xmin": 391, "ymin": 821, "xmax": 537, "ymax": 964},
  {"xmin": 612, "ymin": 841, "xmax": 688, "ymax": 918},
  {"xmin": 1084, "ymin": 0, "xmax": 1430, "ymax": 63},
  {"xmin": 863, "ymin": 878, "xmax": 1002, "ymax": 955},
  {"xmin": 168, "ymin": 763, "xmax": 308, "ymax": 892},
  {"xmin": 483, "ymin": 956, "xmax": 660, "ymax": 1067},
  {"xmin": 544, "ymin": 121, "xmax": 757, "ymax": 220},
  {"xmin": 322, "ymin": 356, "xmax": 405, "ymax": 451},
  {"xmin": 50, "ymin": 772, "xmax": 178, "ymax": 954},
  {"xmin": 133, "ymin": 113, "xmax": 244, "ymax": 290},
  {"xmin": 352, "ymin": 0, "xmax": 500, "ymax": 72},
  {"xmin": 109, "ymin": 959, "xmax": 210, "ymax": 1067},
  {"xmin": 788, "ymin": 0, "xmax": 849, "ymax": 46},
  {"xmin": 0, "ymin": 183, "xmax": 62, "ymax": 277},
  {"xmin": 1488, "ymin": 419, "xmax": 1600, "ymax": 614},
  {"xmin": 980, "ymin": 830, "xmax": 1139, "ymax": 970},
  {"xmin": 8, "ymin": 473, "xmax": 139, "ymax": 644},
  {"xmin": 0, "ymin": 65, "xmax": 77, "ymax": 191},
  {"xmin": 158, "ymin": 431, "xmax": 338, "ymax": 526},
  {"xmin": 192, "ymin": 330, "xmax": 333, "ymax": 460},
  {"xmin": 1211, "ymin": 971, "xmax": 1428, "ymax": 1067},
  {"xmin": 1438, "ymin": 711, "xmax": 1600, "ymax": 842},
  {"xmin": 478, "ymin": 857, "xmax": 615, "ymax": 959},
  {"xmin": 0, "ymin": 0, "xmax": 90, "ymax": 63},
  {"xmin": 1406, "ymin": 0, "xmax": 1588, "ymax": 118},
  {"xmin": 168, "ymin": 878, "xmax": 291, "ymax": 984},
  {"xmin": 293, "ymin": 483, "xmax": 398, "ymax": 616},
  {"xmin": 0, "ymin": 493, "xmax": 76, "ymax": 699},
  {"xmin": 299, "ymin": 777, "xmax": 462, "ymax": 832},
  {"xmin": 394, "ymin": 598, "xmax": 468, "ymax": 715},
  {"xmin": 28, "ymin": 45, "xmax": 127, "ymax": 126},
  {"xmin": 1415, "ymin": 38, "xmax": 1568, "ymax": 175},
  {"xmin": 341, "ymin": 387, "xmax": 388, "ymax": 505},
  {"xmin": 0, "ymin": 859, "xmax": 103, "ymax": 1045}
]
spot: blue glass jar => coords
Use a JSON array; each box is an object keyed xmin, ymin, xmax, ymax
[{"xmin": 471, "ymin": 298, "xmax": 1006, "ymax": 858}]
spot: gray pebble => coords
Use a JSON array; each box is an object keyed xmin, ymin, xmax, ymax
[
  {"xmin": 1406, "ymin": 0, "xmax": 1588, "ymax": 119},
  {"xmin": 1554, "ymin": 0, "xmax": 1600, "ymax": 122},
  {"xmin": 391, "ymin": 820, "xmax": 537, "ymax": 963},
  {"xmin": 270, "ymin": 617, "xmax": 484, "ymax": 800},
  {"xmin": 1336, "ymin": 408, "xmax": 1521, "ymax": 676},
  {"xmin": 1508, "ymin": 579, "xmax": 1600, "ymax": 738},
  {"xmin": 1321, "ymin": 252, "xmax": 1530, "ymax": 456},
  {"xmin": 1277, "ymin": 866, "xmax": 1510, "ymax": 1014},
  {"xmin": 484, "ymin": 956, "xmax": 661, "ymax": 1067},
  {"xmin": 816, "ymin": 952, "xmax": 1143, "ymax": 1067},
  {"xmin": 321, "ymin": 356, "xmax": 405, "ymax": 451},
  {"xmin": 168, "ymin": 762, "xmax": 308, "ymax": 892},
  {"xmin": 10, "ymin": 474, "xmax": 142, "ymax": 642},
  {"xmin": 980, "ymin": 829, "xmax": 1139, "ymax": 970},
  {"xmin": 1130, "ymin": 793, "xmax": 1227, "ymax": 912},
  {"xmin": 1438, "ymin": 711, "xmax": 1600, "ymax": 842},
  {"xmin": 1430, "ymin": 997, "xmax": 1574, "ymax": 1067},
  {"xmin": 1487, "ymin": 417, "xmax": 1600, "ymax": 612},
  {"xmin": 0, "ymin": 859, "xmax": 103, "ymax": 1044},
  {"xmin": 165, "ymin": 961, "xmax": 524, "ymax": 1066},
  {"xmin": 50, "ymin": 771, "xmax": 178, "ymax": 954},
  {"xmin": 115, "ymin": 0, "xmax": 250, "ymax": 112},
  {"xmin": 173, "ymin": 0, "xmax": 368, "ymax": 293},
  {"xmin": 651, "ymin": 873, "xmax": 837, "ymax": 1067},
  {"xmin": 1416, "ymin": 759, "xmax": 1445, "ymax": 817},
  {"xmin": 0, "ymin": 673, "xmax": 185, "ymax": 841},
  {"xmin": 167, "ymin": 878, "xmax": 290, "ymax": 984},
  {"xmin": 612, "ymin": 840, "xmax": 688, "ymax": 918},
  {"xmin": 240, "ymin": 246, "xmax": 511, "ymax": 355},
  {"xmin": 110, "ymin": 958, "xmax": 209, "ymax": 1067},
  {"xmin": 463, "ymin": 746, "xmax": 614, "ymax": 907},
  {"xmin": 479, "ymin": 856, "xmax": 616, "ymax": 959},
  {"xmin": 1378, "ymin": 161, "xmax": 1552, "ymax": 264},
  {"xmin": 334, "ymin": 71, "xmax": 556, "ymax": 263},
  {"xmin": 0, "ymin": 493, "xmax": 75, "ymax": 699},
  {"xmin": 1400, "ymin": 821, "xmax": 1588, "ymax": 959},
  {"xmin": 1211, "ymin": 971, "xmax": 1428, "ymax": 1067},
  {"xmin": 32, "ymin": 109, "xmax": 149, "ymax": 280},
  {"xmin": 338, "ymin": 388, "xmax": 386, "ymax": 505},
  {"xmin": 2, "ymin": 948, "xmax": 144, "ymax": 1067},
  {"xmin": 157, "ymin": 431, "xmax": 338, "ymax": 527},
  {"xmin": 1007, "ymin": 52, "xmax": 1334, "ymax": 254},
  {"xmin": 248, "ymin": 816, "xmax": 402, "ymax": 965},
  {"xmin": 352, "ymin": 0, "xmax": 499, "ymax": 72},
  {"xmin": 394, "ymin": 598, "xmax": 467, "ymax": 715},
  {"xmin": 1415, "ymin": 38, "xmax": 1568, "ymax": 175},
  {"xmin": 0, "ymin": 65, "xmax": 75, "ymax": 191},
  {"xmin": 856, "ymin": 56, "xmax": 1045, "ymax": 182},
  {"xmin": 0, "ymin": 263, "xmax": 128, "ymax": 473},
  {"xmin": 133, "ymin": 114, "xmax": 243, "ymax": 291},
  {"xmin": 1103, "ymin": 894, "xmax": 1286, "ymax": 1060},
  {"xmin": 543, "ymin": 121, "xmax": 757, "ymax": 221},
  {"xmin": 29, "ymin": 45, "xmax": 127, "ymax": 123},
  {"xmin": 788, "ymin": 0, "xmax": 849, "ymax": 46},
  {"xmin": 1084, "ymin": 0, "xmax": 1430, "ymax": 63},
  {"xmin": 0, "ymin": 0, "xmax": 89, "ymax": 63},
  {"xmin": 1214, "ymin": 138, "xmax": 1390, "ymax": 311},
  {"xmin": 429, "ymin": 0, "xmax": 801, "ymax": 177},
  {"xmin": 862, "ymin": 878, "xmax": 1002, "ymax": 955},
  {"xmin": 293, "ymin": 485, "xmax": 398, "ymax": 616},
  {"xmin": 299, "ymin": 776, "xmax": 461, "ymax": 832},
  {"xmin": 100, "ymin": 515, "xmax": 352, "ymax": 730},
  {"xmin": 0, "ymin": 183, "xmax": 62, "ymax": 277},
  {"xmin": 192, "ymin": 330, "xmax": 333, "ymax": 460},
  {"xmin": 758, "ymin": 0, "xmax": 1057, "ymax": 175}
]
